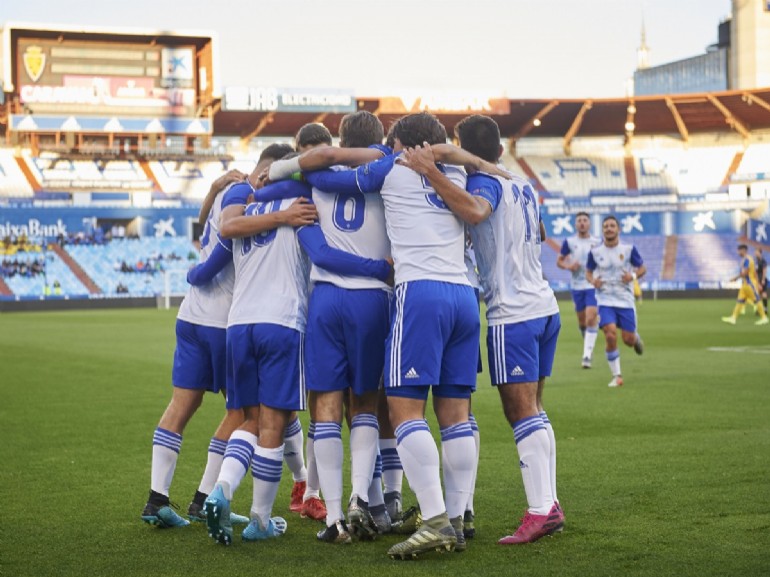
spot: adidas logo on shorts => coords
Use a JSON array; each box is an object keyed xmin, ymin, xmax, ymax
[
  {"xmin": 404, "ymin": 367, "xmax": 420, "ymax": 379},
  {"xmin": 510, "ymin": 366, "xmax": 525, "ymax": 377}
]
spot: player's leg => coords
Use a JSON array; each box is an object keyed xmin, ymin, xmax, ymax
[
  {"xmin": 312, "ymin": 390, "xmax": 349, "ymax": 542},
  {"xmin": 282, "ymin": 412, "xmax": 307, "ymax": 513},
  {"xmin": 434, "ymin": 390, "xmax": 474, "ymax": 552},
  {"xmin": 246, "ymin": 404, "xmax": 290, "ymax": 541},
  {"xmin": 723, "ymin": 290, "xmax": 747, "ymax": 324},
  {"xmin": 143, "ymin": 319, "xmax": 210, "ymax": 528},
  {"xmin": 204, "ymin": 325, "xmax": 261, "ymax": 545},
  {"xmin": 433, "ymin": 287, "xmax": 479, "ymax": 549},
  {"xmin": 346, "ymin": 288, "xmax": 390, "ymax": 538},
  {"xmin": 188, "ymin": 405, "xmax": 248, "ymax": 524},
  {"xmin": 245, "ymin": 324, "xmax": 305, "ymax": 542},
  {"xmin": 188, "ymin": 327, "xmax": 248, "ymax": 523},
  {"xmin": 377, "ymin": 387, "xmax": 404, "ymax": 521},
  {"xmin": 599, "ymin": 306, "xmax": 623, "ymax": 387},
  {"xmin": 582, "ymin": 290, "xmax": 599, "ymax": 368},
  {"xmin": 488, "ymin": 319, "xmax": 559, "ymax": 545},
  {"xmin": 751, "ymin": 285, "xmax": 768, "ymax": 324},
  {"xmin": 572, "ymin": 290, "xmax": 586, "ymax": 338},
  {"xmin": 535, "ymin": 314, "xmax": 564, "ymax": 532},
  {"xmin": 617, "ymin": 307, "xmax": 643, "ymax": 355}
]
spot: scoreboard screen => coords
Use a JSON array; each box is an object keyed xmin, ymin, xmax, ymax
[{"xmin": 17, "ymin": 37, "xmax": 197, "ymax": 117}]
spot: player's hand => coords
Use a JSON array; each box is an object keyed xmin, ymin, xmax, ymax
[
  {"xmin": 569, "ymin": 261, "xmax": 581, "ymax": 272},
  {"xmin": 252, "ymin": 167, "xmax": 271, "ymax": 190},
  {"xmin": 621, "ymin": 271, "xmax": 634, "ymax": 283},
  {"xmin": 398, "ymin": 143, "xmax": 437, "ymax": 175},
  {"xmin": 283, "ymin": 197, "xmax": 318, "ymax": 226},
  {"xmin": 593, "ymin": 277, "xmax": 604, "ymax": 289},
  {"xmin": 213, "ymin": 169, "xmax": 247, "ymax": 192},
  {"xmin": 384, "ymin": 256, "xmax": 395, "ymax": 287},
  {"xmin": 478, "ymin": 160, "xmax": 512, "ymax": 180}
]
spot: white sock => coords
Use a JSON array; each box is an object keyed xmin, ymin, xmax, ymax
[
  {"xmin": 304, "ymin": 421, "xmax": 320, "ymax": 499},
  {"xmin": 607, "ymin": 349, "xmax": 621, "ymax": 376},
  {"xmin": 467, "ymin": 414, "xmax": 480, "ymax": 513},
  {"xmin": 395, "ymin": 420, "xmax": 445, "ymax": 520},
  {"xmin": 583, "ymin": 327, "xmax": 599, "ymax": 360},
  {"xmin": 440, "ymin": 422, "xmax": 476, "ymax": 519},
  {"xmin": 283, "ymin": 417, "xmax": 307, "ymax": 482},
  {"xmin": 368, "ymin": 452, "xmax": 385, "ymax": 508},
  {"xmin": 150, "ymin": 427, "xmax": 182, "ymax": 496},
  {"xmin": 539, "ymin": 411, "xmax": 558, "ymax": 504},
  {"xmin": 380, "ymin": 438, "xmax": 403, "ymax": 494},
  {"xmin": 197, "ymin": 437, "xmax": 227, "ymax": 495},
  {"xmin": 313, "ymin": 422, "xmax": 344, "ymax": 526},
  {"xmin": 217, "ymin": 430, "xmax": 257, "ymax": 500},
  {"xmin": 513, "ymin": 416, "xmax": 554, "ymax": 515},
  {"xmin": 251, "ymin": 444, "xmax": 284, "ymax": 527},
  {"xmin": 350, "ymin": 413, "xmax": 379, "ymax": 500}
]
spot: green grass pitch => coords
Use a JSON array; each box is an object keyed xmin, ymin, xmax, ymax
[{"xmin": 0, "ymin": 299, "xmax": 767, "ymax": 576}]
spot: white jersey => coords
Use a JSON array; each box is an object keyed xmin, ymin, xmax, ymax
[
  {"xmin": 586, "ymin": 241, "xmax": 643, "ymax": 309},
  {"xmin": 366, "ymin": 157, "xmax": 469, "ymax": 285},
  {"xmin": 468, "ymin": 170, "xmax": 559, "ymax": 325},
  {"xmin": 177, "ymin": 190, "xmax": 234, "ymax": 329},
  {"xmin": 311, "ymin": 174, "xmax": 391, "ymax": 290},
  {"xmin": 307, "ymin": 154, "xmax": 470, "ymax": 286},
  {"xmin": 227, "ymin": 197, "xmax": 311, "ymax": 331},
  {"xmin": 464, "ymin": 235, "xmax": 480, "ymax": 290},
  {"xmin": 560, "ymin": 234, "xmax": 600, "ymax": 291}
]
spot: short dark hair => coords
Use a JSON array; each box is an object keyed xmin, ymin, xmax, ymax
[
  {"xmin": 390, "ymin": 112, "xmax": 447, "ymax": 148},
  {"xmin": 576, "ymin": 211, "xmax": 590, "ymax": 219},
  {"xmin": 295, "ymin": 123, "xmax": 333, "ymax": 150},
  {"xmin": 738, "ymin": 244, "xmax": 748, "ymax": 251},
  {"xmin": 339, "ymin": 111, "xmax": 384, "ymax": 148},
  {"xmin": 603, "ymin": 215, "xmax": 619, "ymax": 225},
  {"xmin": 259, "ymin": 143, "xmax": 294, "ymax": 163},
  {"xmin": 454, "ymin": 115, "xmax": 501, "ymax": 163},
  {"xmin": 385, "ymin": 122, "xmax": 397, "ymax": 149}
]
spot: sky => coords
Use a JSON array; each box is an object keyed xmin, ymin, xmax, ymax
[{"xmin": 0, "ymin": 0, "xmax": 732, "ymax": 100}]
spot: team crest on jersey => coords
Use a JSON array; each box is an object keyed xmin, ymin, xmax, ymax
[
  {"xmin": 23, "ymin": 46, "xmax": 46, "ymax": 82},
  {"xmin": 619, "ymin": 254, "xmax": 624, "ymax": 260}
]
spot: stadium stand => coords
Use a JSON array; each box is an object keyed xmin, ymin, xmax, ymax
[
  {"xmin": 673, "ymin": 233, "xmax": 741, "ymax": 283},
  {"xmin": 521, "ymin": 155, "xmax": 628, "ymax": 198},
  {"xmin": 733, "ymin": 142, "xmax": 770, "ymax": 181},
  {"xmin": 65, "ymin": 237, "xmax": 195, "ymax": 296},
  {"xmin": 0, "ymin": 149, "xmax": 35, "ymax": 198},
  {"xmin": 1, "ymin": 250, "xmax": 88, "ymax": 297}
]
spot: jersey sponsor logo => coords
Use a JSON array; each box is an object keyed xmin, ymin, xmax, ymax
[{"xmin": 404, "ymin": 367, "xmax": 420, "ymax": 379}]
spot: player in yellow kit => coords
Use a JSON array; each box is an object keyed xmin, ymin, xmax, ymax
[{"xmin": 722, "ymin": 244, "xmax": 768, "ymax": 326}]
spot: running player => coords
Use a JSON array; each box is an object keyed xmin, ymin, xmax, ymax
[
  {"xmin": 557, "ymin": 212, "xmax": 601, "ymax": 368},
  {"xmin": 400, "ymin": 114, "xmax": 563, "ymax": 545},
  {"xmin": 721, "ymin": 244, "xmax": 768, "ymax": 325},
  {"xmin": 585, "ymin": 216, "xmax": 647, "ymax": 387}
]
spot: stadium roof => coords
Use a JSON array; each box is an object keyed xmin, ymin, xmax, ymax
[{"xmin": 213, "ymin": 87, "xmax": 770, "ymax": 147}]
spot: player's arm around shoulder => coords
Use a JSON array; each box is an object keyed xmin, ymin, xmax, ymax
[
  {"xmin": 198, "ymin": 169, "xmax": 248, "ymax": 225},
  {"xmin": 400, "ymin": 143, "xmax": 493, "ymax": 225}
]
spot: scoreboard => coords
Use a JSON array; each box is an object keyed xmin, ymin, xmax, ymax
[{"xmin": 2, "ymin": 24, "xmax": 216, "ymax": 136}]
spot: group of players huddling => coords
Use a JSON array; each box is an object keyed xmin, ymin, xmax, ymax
[{"xmin": 140, "ymin": 111, "xmax": 646, "ymax": 559}]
